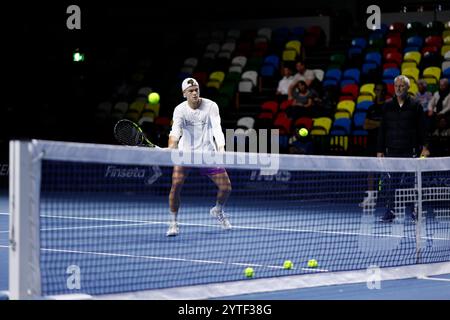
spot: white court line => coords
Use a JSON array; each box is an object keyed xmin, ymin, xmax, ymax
[
  {"xmin": 0, "ymin": 245, "xmax": 8, "ymax": 248},
  {"xmin": 417, "ymin": 276, "xmax": 450, "ymax": 282},
  {"xmin": 40, "ymin": 247, "xmax": 328, "ymax": 273},
  {"xmin": 0, "ymin": 231, "xmax": 8, "ymax": 233},
  {"xmin": 0, "ymin": 213, "xmax": 8, "ymax": 216},
  {"xmin": 40, "ymin": 214, "xmax": 450, "ymax": 241}
]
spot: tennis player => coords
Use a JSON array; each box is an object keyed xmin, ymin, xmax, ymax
[{"xmin": 166, "ymin": 78, "xmax": 232, "ymax": 236}]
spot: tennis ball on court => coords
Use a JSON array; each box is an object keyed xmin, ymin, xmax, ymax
[
  {"xmin": 299, "ymin": 128, "xmax": 308, "ymax": 137},
  {"xmin": 148, "ymin": 92, "xmax": 160, "ymax": 104},
  {"xmin": 244, "ymin": 267, "xmax": 254, "ymax": 278},
  {"xmin": 307, "ymin": 259, "xmax": 318, "ymax": 268},
  {"xmin": 283, "ymin": 260, "xmax": 293, "ymax": 269}
]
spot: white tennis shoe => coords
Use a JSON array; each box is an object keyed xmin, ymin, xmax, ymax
[
  {"xmin": 210, "ymin": 207, "xmax": 232, "ymax": 229},
  {"xmin": 166, "ymin": 221, "xmax": 179, "ymax": 236}
]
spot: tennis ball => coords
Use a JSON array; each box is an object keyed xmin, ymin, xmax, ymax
[
  {"xmin": 307, "ymin": 259, "xmax": 318, "ymax": 268},
  {"xmin": 283, "ymin": 260, "xmax": 293, "ymax": 269},
  {"xmin": 299, "ymin": 128, "xmax": 308, "ymax": 137},
  {"xmin": 148, "ymin": 92, "xmax": 160, "ymax": 104},
  {"xmin": 244, "ymin": 267, "xmax": 254, "ymax": 278}
]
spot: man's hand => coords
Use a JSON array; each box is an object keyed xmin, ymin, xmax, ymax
[
  {"xmin": 420, "ymin": 146, "xmax": 430, "ymax": 158},
  {"xmin": 377, "ymin": 152, "xmax": 384, "ymax": 158}
]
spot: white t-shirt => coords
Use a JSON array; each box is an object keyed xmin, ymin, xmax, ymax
[
  {"xmin": 169, "ymin": 98, "xmax": 225, "ymax": 152},
  {"xmin": 277, "ymin": 75, "xmax": 295, "ymax": 95}
]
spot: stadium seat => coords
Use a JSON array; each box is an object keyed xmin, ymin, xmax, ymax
[
  {"xmin": 402, "ymin": 67, "xmax": 420, "ymax": 83},
  {"xmin": 340, "ymin": 84, "xmax": 359, "ymax": 101},
  {"xmin": 351, "ymin": 37, "xmax": 367, "ymax": 49},
  {"xmin": 285, "ymin": 40, "xmax": 302, "ymax": 55},
  {"xmin": 386, "ymin": 36, "xmax": 402, "ymax": 50},
  {"xmin": 336, "ymin": 100, "xmax": 355, "ymax": 117},
  {"xmin": 236, "ymin": 116, "xmax": 255, "ymax": 131},
  {"xmin": 282, "ymin": 48, "xmax": 297, "ymax": 61},
  {"xmin": 342, "ymin": 68, "xmax": 361, "ymax": 83},
  {"xmin": 383, "ymin": 67, "xmax": 400, "ymax": 81},
  {"xmin": 257, "ymin": 27, "xmax": 272, "ymax": 41},
  {"xmin": 425, "ymin": 35, "xmax": 443, "ymax": 48},
  {"xmin": 143, "ymin": 103, "xmax": 160, "ymax": 117},
  {"xmin": 273, "ymin": 112, "xmax": 292, "ymax": 135},
  {"xmin": 324, "ymin": 68, "xmax": 342, "ymax": 82},
  {"xmin": 261, "ymin": 101, "xmax": 278, "ymax": 114},
  {"xmin": 279, "ymin": 99, "xmax": 294, "ymax": 111},
  {"xmin": 442, "ymin": 61, "xmax": 450, "ymax": 73},
  {"xmin": 352, "ymin": 111, "xmax": 367, "ymax": 130},
  {"xmin": 403, "ymin": 51, "xmax": 421, "ymax": 66},
  {"xmin": 313, "ymin": 69, "xmax": 325, "ymax": 82},
  {"xmin": 356, "ymin": 100, "xmax": 374, "ymax": 112},
  {"xmin": 365, "ymin": 52, "xmax": 382, "ymax": 66},
  {"xmin": 238, "ymin": 79, "xmax": 254, "ymax": 93},
  {"xmin": 356, "ymin": 95, "xmax": 373, "ymax": 104},
  {"xmin": 406, "ymin": 36, "xmax": 423, "ymax": 48},
  {"xmin": 231, "ymin": 56, "xmax": 247, "ymax": 68},
  {"xmin": 384, "ymin": 51, "xmax": 403, "ymax": 67},
  {"xmin": 408, "ymin": 82, "xmax": 418, "ymax": 96},
  {"xmin": 359, "ymin": 83, "xmax": 375, "ymax": 98},
  {"xmin": 294, "ymin": 117, "xmax": 313, "ymax": 130},
  {"xmin": 443, "ymin": 67, "xmax": 450, "ymax": 79},
  {"xmin": 422, "ymin": 66, "xmax": 441, "ymax": 84},
  {"xmin": 263, "ymin": 55, "xmax": 280, "ymax": 69},
  {"xmin": 329, "ymin": 53, "xmax": 346, "ymax": 68},
  {"xmin": 401, "ymin": 61, "xmax": 417, "ymax": 72},
  {"xmin": 330, "ymin": 118, "xmax": 352, "ymax": 135},
  {"xmin": 442, "ymin": 45, "xmax": 450, "ymax": 57},
  {"xmin": 241, "ymin": 70, "xmax": 258, "ymax": 87},
  {"xmin": 311, "ymin": 117, "xmax": 332, "ymax": 135}
]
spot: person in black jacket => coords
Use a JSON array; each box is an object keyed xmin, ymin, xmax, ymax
[{"xmin": 377, "ymin": 75, "xmax": 430, "ymax": 222}]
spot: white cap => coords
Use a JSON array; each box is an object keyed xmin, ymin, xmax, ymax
[{"xmin": 182, "ymin": 78, "xmax": 199, "ymax": 92}]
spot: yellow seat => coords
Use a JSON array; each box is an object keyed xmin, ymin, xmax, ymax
[
  {"xmin": 402, "ymin": 67, "xmax": 419, "ymax": 83},
  {"xmin": 403, "ymin": 51, "xmax": 421, "ymax": 66},
  {"xmin": 441, "ymin": 45, "xmax": 450, "ymax": 56},
  {"xmin": 330, "ymin": 136, "xmax": 349, "ymax": 151},
  {"xmin": 408, "ymin": 82, "xmax": 418, "ymax": 96},
  {"xmin": 336, "ymin": 100, "xmax": 355, "ymax": 117},
  {"xmin": 128, "ymin": 101, "xmax": 146, "ymax": 114},
  {"xmin": 422, "ymin": 66, "xmax": 441, "ymax": 84},
  {"xmin": 282, "ymin": 49, "xmax": 297, "ymax": 61},
  {"xmin": 311, "ymin": 117, "xmax": 332, "ymax": 135},
  {"xmin": 143, "ymin": 103, "xmax": 160, "ymax": 117},
  {"xmin": 209, "ymin": 71, "xmax": 225, "ymax": 84},
  {"xmin": 359, "ymin": 83, "xmax": 375, "ymax": 98},
  {"xmin": 206, "ymin": 80, "xmax": 221, "ymax": 89},
  {"xmin": 357, "ymin": 95, "xmax": 373, "ymax": 104},
  {"xmin": 444, "ymin": 35, "xmax": 450, "ymax": 45},
  {"xmin": 334, "ymin": 111, "xmax": 350, "ymax": 119},
  {"xmin": 285, "ymin": 40, "xmax": 301, "ymax": 55},
  {"xmin": 401, "ymin": 62, "xmax": 417, "ymax": 73}
]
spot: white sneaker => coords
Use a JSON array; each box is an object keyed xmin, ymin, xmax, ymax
[
  {"xmin": 166, "ymin": 221, "xmax": 179, "ymax": 236},
  {"xmin": 359, "ymin": 191, "xmax": 376, "ymax": 207},
  {"xmin": 210, "ymin": 207, "xmax": 232, "ymax": 229}
]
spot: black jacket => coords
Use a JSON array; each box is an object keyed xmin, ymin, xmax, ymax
[{"xmin": 377, "ymin": 96, "xmax": 426, "ymax": 155}]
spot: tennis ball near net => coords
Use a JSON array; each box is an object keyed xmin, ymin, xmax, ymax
[
  {"xmin": 244, "ymin": 267, "xmax": 254, "ymax": 278},
  {"xmin": 283, "ymin": 260, "xmax": 293, "ymax": 269},
  {"xmin": 148, "ymin": 92, "xmax": 160, "ymax": 104},
  {"xmin": 307, "ymin": 259, "xmax": 318, "ymax": 268},
  {"xmin": 298, "ymin": 128, "xmax": 308, "ymax": 137}
]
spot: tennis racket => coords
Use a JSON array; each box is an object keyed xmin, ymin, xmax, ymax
[{"xmin": 114, "ymin": 119, "xmax": 157, "ymax": 148}]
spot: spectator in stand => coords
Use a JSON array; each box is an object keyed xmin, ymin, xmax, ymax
[
  {"xmin": 276, "ymin": 65, "xmax": 295, "ymax": 102},
  {"xmin": 286, "ymin": 80, "xmax": 314, "ymax": 119},
  {"xmin": 415, "ymin": 79, "xmax": 433, "ymax": 133},
  {"xmin": 287, "ymin": 60, "xmax": 315, "ymax": 99},
  {"xmin": 427, "ymin": 78, "xmax": 450, "ymax": 131}
]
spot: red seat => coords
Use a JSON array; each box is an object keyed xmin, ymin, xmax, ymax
[
  {"xmin": 294, "ymin": 117, "xmax": 313, "ymax": 130},
  {"xmin": 425, "ymin": 36, "xmax": 443, "ymax": 48},
  {"xmin": 386, "ymin": 36, "xmax": 402, "ymax": 50},
  {"xmin": 261, "ymin": 101, "xmax": 278, "ymax": 114},
  {"xmin": 385, "ymin": 51, "xmax": 403, "ymax": 67},
  {"xmin": 279, "ymin": 99, "xmax": 294, "ymax": 111},
  {"xmin": 340, "ymin": 84, "xmax": 359, "ymax": 100},
  {"xmin": 273, "ymin": 112, "xmax": 292, "ymax": 135}
]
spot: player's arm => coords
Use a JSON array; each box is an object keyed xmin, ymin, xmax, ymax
[
  {"xmin": 168, "ymin": 108, "xmax": 182, "ymax": 149},
  {"xmin": 210, "ymin": 103, "xmax": 225, "ymax": 152}
]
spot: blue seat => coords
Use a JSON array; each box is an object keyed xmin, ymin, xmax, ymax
[
  {"xmin": 368, "ymin": 30, "xmax": 384, "ymax": 41},
  {"xmin": 351, "ymin": 37, "xmax": 367, "ymax": 49},
  {"xmin": 382, "ymin": 67, "xmax": 400, "ymax": 80},
  {"xmin": 403, "ymin": 46, "xmax": 421, "ymax": 53},
  {"xmin": 362, "ymin": 62, "xmax": 378, "ymax": 75},
  {"xmin": 340, "ymin": 79, "xmax": 357, "ymax": 87},
  {"xmin": 443, "ymin": 67, "xmax": 450, "ymax": 79},
  {"xmin": 324, "ymin": 68, "xmax": 342, "ymax": 81},
  {"xmin": 260, "ymin": 64, "xmax": 276, "ymax": 77},
  {"xmin": 330, "ymin": 118, "xmax": 352, "ymax": 136},
  {"xmin": 343, "ymin": 68, "xmax": 360, "ymax": 83},
  {"xmin": 292, "ymin": 26, "xmax": 305, "ymax": 39},
  {"xmin": 406, "ymin": 36, "xmax": 423, "ymax": 48},
  {"xmin": 348, "ymin": 46, "xmax": 363, "ymax": 59},
  {"xmin": 364, "ymin": 52, "xmax": 382, "ymax": 66},
  {"xmin": 263, "ymin": 55, "xmax": 280, "ymax": 69},
  {"xmin": 356, "ymin": 100, "xmax": 374, "ymax": 112},
  {"xmin": 353, "ymin": 111, "xmax": 367, "ymax": 129},
  {"xmin": 323, "ymin": 79, "xmax": 339, "ymax": 88}
]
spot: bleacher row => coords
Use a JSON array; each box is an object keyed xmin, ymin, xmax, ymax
[
  {"xmin": 95, "ymin": 20, "xmax": 450, "ymax": 155},
  {"xmin": 228, "ymin": 20, "xmax": 450, "ymax": 155}
]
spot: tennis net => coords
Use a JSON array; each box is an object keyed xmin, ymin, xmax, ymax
[{"xmin": 8, "ymin": 139, "xmax": 450, "ymax": 299}]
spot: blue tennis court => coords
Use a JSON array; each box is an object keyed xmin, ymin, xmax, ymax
[
  {"xmin": 4, "ymin": 141, "xmax": 450, "ymax": 299},
  {"xmin": 2, "ymin": 190, "xmax": 450, "ymax": 299}
]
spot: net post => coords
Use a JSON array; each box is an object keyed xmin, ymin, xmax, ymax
[
  {"xmin": 415, "ymin": 159, "xmax": 423, "ymax": 265},
  {"xmin": 9, "ymin": 140, "xmax": 42, "ymax": 299}
]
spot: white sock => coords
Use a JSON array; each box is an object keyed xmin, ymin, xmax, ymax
[
  {"xmin": 169, "ymin": 211, "xmax": 177, "ymax": 223},
  {"xmin": 214, "ymin": 202, "xmax": 223, "ymax": 212}
]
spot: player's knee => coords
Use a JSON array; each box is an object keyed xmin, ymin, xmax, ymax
[{"xmin": 222, "ymin": 182, "xmax": 232, "ymax": 194}]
